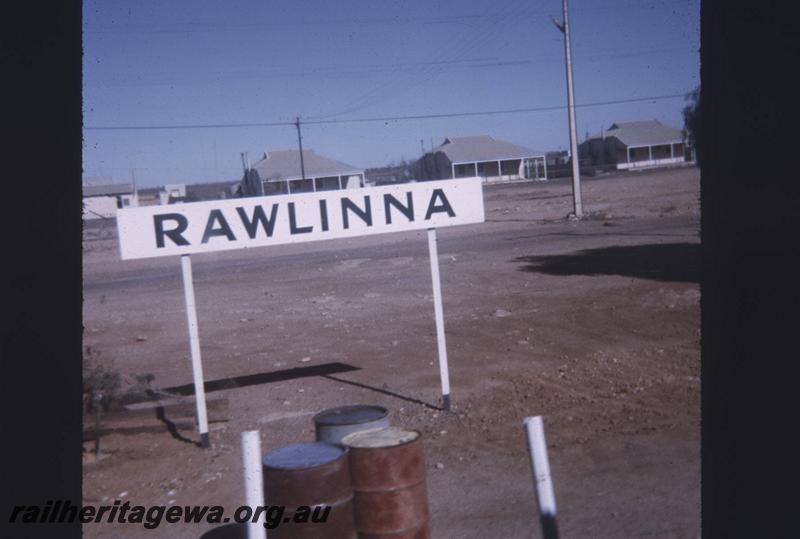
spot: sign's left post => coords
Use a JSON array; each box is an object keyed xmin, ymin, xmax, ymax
[{"xmin": 180, "ymin": 254, "xmax": 210, "ymax": 448}]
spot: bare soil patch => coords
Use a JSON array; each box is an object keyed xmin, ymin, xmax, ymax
[{"xmin": 82, "ymin": 167, "xmax": 700, "ymax": 538}]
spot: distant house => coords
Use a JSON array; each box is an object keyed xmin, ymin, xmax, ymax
[
  {"xmin": 579, "ymin": 120, "xmax": 694, "ymax": 170},
  {"xmin": 364, "ymin": 162, "xmax": 415, "ymax": 186},
  {"xmin": 239, "ymin": 149, "xmax": 365, "ymax": 197},
  {"xmin": 82, "ymin": 183, "xmax": 137, "ymax": 220},
  {"xmin": 541, "ymin": 149, "xmax": 594, "ymax": 179},
  {"xmin": 416, "ymin": 135, "xmax": 547, "ymax": 183},
  {"xmin": 545, "ymin": 150, "xmax": 570, "ymax": 168},
  {"xmin": 187, "ymin": 180, "xmax": 242, "ymax": 201},
  {"xmin": 158, "ymin": 183, "xmax": 187, "ymax": 204}
]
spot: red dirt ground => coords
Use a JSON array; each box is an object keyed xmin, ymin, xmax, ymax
[{"xmin": 82, "ymin": 166, "xmax": 700, "ymax": 538}]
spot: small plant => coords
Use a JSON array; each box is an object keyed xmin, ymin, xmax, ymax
[
  {"xmin": 83, "ymin": 346, "xmax": 121, "ymax": 413},
  {"xmin": 83, "ymin": 346, "xmax": 158, "ymax": 413},
  {"xmin": 119, "ymin": 372, "xmax": 157, "ymax": 405},
  {"xmin": 132, "ymin": 372, "xmax": 156, "ymax": 390}
]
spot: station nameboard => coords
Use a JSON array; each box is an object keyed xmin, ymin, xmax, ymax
[{"xmin": 117, "ymin": 177, "xmax": 485, "ymax": 260}]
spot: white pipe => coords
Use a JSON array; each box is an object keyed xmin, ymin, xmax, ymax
[
  {"xmin": 241, "ymin": 430, "xmax": 267, "ymax": 539},
  {"xmin": 181, "ymin": 255, "xmax": 210, "ymax": 448},
  {"xmin": 524, "ymin": 416, "xmax": 557, "ymax": 516},
  {"xmin": 427, "ymin": 229, "xmax": 451, "ymax": 410}
]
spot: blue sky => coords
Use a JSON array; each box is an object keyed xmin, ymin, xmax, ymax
[{"xmin": 83, "ymin": 0, "xmax": 699, "ymax": 187}]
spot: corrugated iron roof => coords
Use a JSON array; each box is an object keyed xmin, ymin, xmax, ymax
[
  {"xmin": 83, "ymin": 183, "xmax": 133, "ymax": 197},
  {"xmin": 251, "ymin": 149, "xmax": 363, "ymax": 182},
  {"xmin": 589, "ymin": 120, "xmax": 684, "ymax": 147},
  {"xmin": 430, "ymin": 135, "xmax": 543, "ymax": 164}
]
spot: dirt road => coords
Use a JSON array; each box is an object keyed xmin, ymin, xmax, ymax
[{"xmin": 82, "ymin": 166, "xmax": 700, "ymax": 538}]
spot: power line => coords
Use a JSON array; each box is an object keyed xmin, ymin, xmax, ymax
[
  {"xmin": 85, "ymin": 47, "xmax": 697, "ymax": 88},
  {"xmin": 86, "ymin": 119, "xmax": 293, "ymax": 131},
  {"xmin": 84, "ymin": 1, "xmax": 677, "ymax": 34},
  {"xmin": 84, "ymin": 92, "xmax": 689, "ymax": 132},
  {"xmin": 309, "ymin": 0, "xmax": 532, "ymax": 121},
  {"xmin": 307, "ymin": 93, "xmax": 688, "ymax": 125}
]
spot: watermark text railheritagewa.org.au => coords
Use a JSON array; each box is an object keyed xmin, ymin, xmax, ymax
[{"xmin": 8, "ymin": 500, "xmax": 330, "ymax": 530}]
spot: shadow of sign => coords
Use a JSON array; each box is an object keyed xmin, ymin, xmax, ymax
[
  {"xmin": 163, "ymin": 362, "xmax": 361, "ymax": 396},
  {"xmin": 515, "ymin": 242, "xmax": 700, "ymax": 284},
  {"xmin": 163, "ymin": 362, "xmax": 444, "ymax": 411},
  {"xmin": 321, "ymin": 375, "xmax": 443, "ymax": 411},
  {"xmin": 84, "ymin": 362, "xmax": 448, "ymax": 447},
  {"xmin": 155, "ymin": 405, "xmax": 199, "ymax": 446}
]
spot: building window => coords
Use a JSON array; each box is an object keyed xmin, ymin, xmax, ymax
[
  {"xmin": 315, "ymin": 177, "xmax": 340, "ymax": 191},
  {"xmin": 500, "ymin": 159, "xmax": 521, "ymax": 176},
  {"xmin": 629, "ymin": 147, "xmax": 649, "ymax": 162},
  {"xmin": 453, "ymin": 163, "xmax": 474, "ymax": 178},
  {"xmin": 476, "ymin": 161, "xmax": 499, "ymax": 177},
  {"xmin": 263, "ymin": 181, "xmax": 288, "ymax": 196},
  {"xmin": 289, "ymin": 179, "xmax": 314, "ymax": 193},
  {"xmin": 652, "ymin": 144, "xmax": 671, "ymax": 159}
]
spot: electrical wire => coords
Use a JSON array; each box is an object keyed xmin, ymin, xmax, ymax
[{"xmin": 85, "ymin": 92, "xmax": 690, "ymax": 131}]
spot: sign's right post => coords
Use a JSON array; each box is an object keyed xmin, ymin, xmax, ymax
[{"xmin": 427, "ymin": 228, "xmax": 451, "ymax": 411}]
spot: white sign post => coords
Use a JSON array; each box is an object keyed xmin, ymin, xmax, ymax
[
  {"xmin": 427, "ymin": 228, "xmax": 451, "ymax": 410},
  {"xmin": 241, "ymin": 430, "xmax": 267, "ymax": 539},
  {"xmin": 524, "ymin": 416, "xmax": 560, "ymax": 539},
  {"xmin": 117, "ymin": 178, "xmax": 485, "ymax": 441}
]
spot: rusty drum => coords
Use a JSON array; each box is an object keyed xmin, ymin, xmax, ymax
[
  {"xmin": 314, "ymin": 405, "xmax": 390, "ymax": 446},
  {"xmin": 262, "ymin": 442, "xmax": 357, "ymax": 539},
  {"xmin": 341, "ymin": 427, "xmax": 431, "ymax": 539}
]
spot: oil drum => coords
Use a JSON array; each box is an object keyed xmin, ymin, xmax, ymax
[
  {"xmin": 341, "ymin": 427, "xmax": 431, "ymax": 539},
  {"xmin": 313, "ymin": 405, "xmax": 390, "ymax": 446},
  {"xmin": 262, "ymin": 442, "xmax": 357, "ymax": 539}
]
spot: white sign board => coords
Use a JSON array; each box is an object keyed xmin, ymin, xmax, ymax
[{"xmin": 117, "ymin": 177, "xmax": 485, "ymax": 260}]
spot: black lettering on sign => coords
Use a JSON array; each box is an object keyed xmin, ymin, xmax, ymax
[
  {"xmin": 288, "ymin": 202, "xmax": 313, "ymax": 234},
  {"xmin": 342, "ymin": 196, "xmax": 372, "ymax": 229},
  {"xmin": 383, "ymin": 192, "xmax": 414, "ymax": 224},
  {"xmin": 425, "ymin": 189, "xmax": 456, "ymax": 220},
  {"xmin": 202, "ymin": 209, "xmax": 236, "ymax": 243},
  {"xmin": 319, "ymin": 200, "xmax": 329, "ymax": 232},
  {"xmin": 154, "ymin": 213, "xmax": 190, "ymax": 248},
  {"xmin": 236, "ymin": 205, "xmax": 278, "ymax": 238}
]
